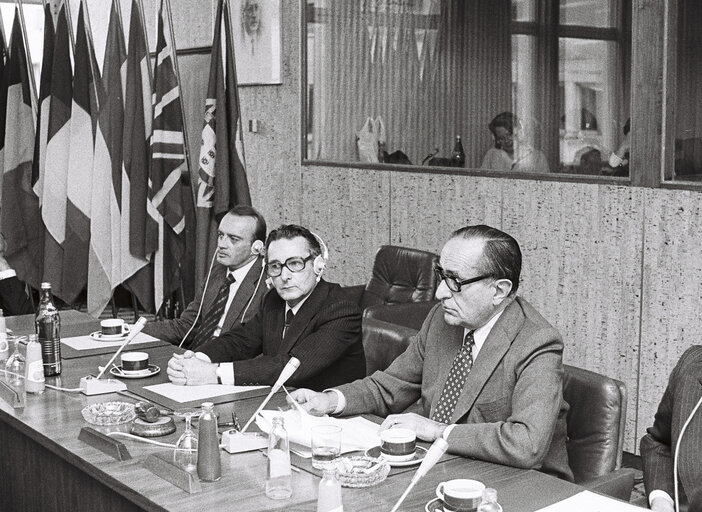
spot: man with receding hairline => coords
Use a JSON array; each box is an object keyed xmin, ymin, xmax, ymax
[{"xmin": 291, "ymin": 225, "xmax": 572, "ymax": 481}]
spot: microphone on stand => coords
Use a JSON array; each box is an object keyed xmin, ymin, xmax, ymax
[
  {"xmin": 240, "ymin": 357, "xmax": 301, "ymax": 434},
  {"xmin": 389, "ymin": 437, "xmax": 449, "ymax": 512},
  {"xmin": 80, "ymin": 317, "xmax": 149, "ymax": 395}
]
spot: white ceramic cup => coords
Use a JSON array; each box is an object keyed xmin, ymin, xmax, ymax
[
  {"xmin": 380, "ymin": 427, "xmax": 416, "ymax": 462},
  {"xmin": 435, "ymin": 479, "xmax": 485, "ymax": 512},
  {"xmin": 101, "ymin": 318, "xmax": 130, "ymax": 337},
  {"xmin": 121, "ymin": 351, "xmax": 149, "ymax": 372}
]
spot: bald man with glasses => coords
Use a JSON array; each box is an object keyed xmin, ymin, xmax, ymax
[
  {"xmin": 167, "ymin": 224, "xmax": 365, "ymax": 391},
  {"xmin": 290, "ymin": 225, "xmax": 573, "ymax": 481}
]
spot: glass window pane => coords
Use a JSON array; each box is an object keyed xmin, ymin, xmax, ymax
[
  {"xmin": 512, "ymin": 0, "xmax": 536, "ymax": 22},
  {"xmin": 559, "ymin": 0, "xmax": 618, "ymax": 28}
]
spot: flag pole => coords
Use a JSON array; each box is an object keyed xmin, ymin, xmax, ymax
[
  {"xmin": 80, "ymin": 0, "xmax": 100, "ymax": 111},
  {"xmin": 15, "ymin": 0, "xmax": 37, "ymax": 115},
  {"xmin": 0, "ymin": 5, "xmax": 7, "ymax": 50},
  {"xmin": 136, "ymin": 0, "xmax": 153, "ymax": 89}
]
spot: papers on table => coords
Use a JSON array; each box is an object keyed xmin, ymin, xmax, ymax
[
  {"xmin": 536, "ymin": 491, "xmax": 647, "ymax": 511},
  {"xmin": 256, "ymin": 409, "xmax": 381, "ymax": 458},
  {"xmin": 62, "ymin": 332, "xmax": 160, "ymax": 350},
  {"xmin": 143, "ymin": 382, "xmax": 268, "ymax": 404}
]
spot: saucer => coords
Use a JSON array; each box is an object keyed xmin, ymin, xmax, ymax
[
  {"xmin": 425, "ymin": 497, "xmax": 443, "ymax": 512},
  {"xmin": 110, "ymin": 364, "xmax": 160, "ymax": 379},
  {"xmin": 365, "ymin": 445, "xmax": 428, "ymax": 467},
  {"xmin": 90, "ymin": 331, "xmax": 128, "ymax": 342}
]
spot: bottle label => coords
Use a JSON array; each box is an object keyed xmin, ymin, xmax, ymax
[
  {"xmin": 26, "ymin": 360, "xmax": 45, "ymax": 392},
  {"xmin": 268, "ymin": 448, "xmax": 291, "ymax": 478}
]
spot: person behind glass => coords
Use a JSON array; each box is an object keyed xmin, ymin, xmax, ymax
[
  {"xmin": 289, "ymin": 225, "xmax": 572, "ymax": 481},
  {"xmin": 480, "ymin": 112, "xmax": 550, "ymax": 172},
  {"xmin": 0, "ymin": 233, "xmax": 33, "ymax": 316},
  {"xmin": 607, "ymin": 118, "xmax": 630, "ymax": 177},
  {"xmin": 640, "ymin": 346, "xmax": 702, "ymax": 512},
  {"xmin": 142, "ymin": 206, "xmax": 268, "ymax": 350},
  {"xmin": 166, "ymin": 224, "xmax": 365, "ymax": 390}
]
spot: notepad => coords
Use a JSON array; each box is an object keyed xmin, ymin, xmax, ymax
[
  {"xmin": 536, "ymin": 491, "xmax": 647, "ymax": 511},
  {"xmin": 62, "ymin": 332, "xmax": 160, "ymax": 350},
  {"xmin": 143, "ymin": 382, "xmax": 268, "ymax": 403}
]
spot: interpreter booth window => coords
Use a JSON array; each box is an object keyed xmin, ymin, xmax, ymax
[
  {"xmin": 304, "ymin": 0, "xmax": 631, "ymax": 178},
  {"xmin": 667, "ymin": 0, "xmax": 702, "ymax": 182}
]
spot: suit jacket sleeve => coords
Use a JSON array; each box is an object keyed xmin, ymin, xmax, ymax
[
  {"xmin": 640, "ymin": 373, "xmax": 675, "ymax": 498},
  {"xmin": 141, "ymin": 287, "xmax": 205, "ymax": 343},
  {"xmin": 0, "ymin": 276, "xmax": 33, "ymax": 316}
]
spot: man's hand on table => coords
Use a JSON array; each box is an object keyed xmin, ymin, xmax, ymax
[
  {"xmin": 380, "ymin": 412, "xmax": 446, "ymax": 442},
  {"xmin": 287, "ymin": 388, "xmax": 338, "ymax": 415},
  {"xmin": 167, "ymin": 350, "xmax": 218, "ymax": 385}
]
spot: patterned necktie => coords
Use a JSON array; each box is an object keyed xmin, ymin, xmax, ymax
[
  {"xmin": 282, "ymin": 309, "xmax": 294, "ymax": 339},
  {"xmin": 188, "ymin": 273, "xmax": 236, "ymax": 351},
  {"xmin": 431, "ymin": 331, "xmax": 476, "ymax": 424}
]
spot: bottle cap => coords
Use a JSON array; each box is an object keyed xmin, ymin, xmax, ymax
[{"xmin": 28, "ymin": 334, "xmax": 38, "ymax": 343}]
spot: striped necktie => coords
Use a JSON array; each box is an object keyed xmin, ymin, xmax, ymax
[
  {"xmin": 188, "ymin": 273, "xmax": 236, "ymax": 351},
  {"xmin": 282, "ymin": 309, "xmax": 294, "ymax": 339},
  {"xmin": 431, "ymin": 331, "xmax": 476, "ymax": 424}
]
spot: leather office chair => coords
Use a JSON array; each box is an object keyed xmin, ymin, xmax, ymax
[
  {"xmin": 563, "ymin": 364, "xmax": 634, "ymax": 500},
  {"xmin": 344, "ymin": 245, "xmax": 439, "ymax": 330}
]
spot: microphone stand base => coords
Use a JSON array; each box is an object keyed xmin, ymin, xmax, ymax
[{"xmin": 80, "ymin": 376, "xmax": 128, "ymax": 395}]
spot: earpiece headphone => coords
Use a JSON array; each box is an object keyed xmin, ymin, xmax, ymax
[
  {"xmin": 310, "ymin": 232, "xmax": 329, "ymax": 283},
  {"xmin": 251, "ymin": 239, "xmax": 264, "ymax": 256}
]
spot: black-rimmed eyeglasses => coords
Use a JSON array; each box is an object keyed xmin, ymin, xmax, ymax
[
  {"xmin": 266, "ymin": 255, "xmax": 315, "ymax": 277},
  {"xmin": 433, "ymin": 263, "xmax": 493, "ymax": 293}
]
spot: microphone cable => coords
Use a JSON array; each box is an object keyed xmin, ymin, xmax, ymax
[{"xmin": 179, "ymin": 249, "xmax": 218, "ymax": 349}]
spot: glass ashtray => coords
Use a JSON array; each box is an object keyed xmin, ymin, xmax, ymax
[
  {"xmin": 81, "ymin": 401, "xmax": 137, "ymax": 426},
  {"xmin": 334, "ymin": 455, "xmax": 390, "ymax": 488}
]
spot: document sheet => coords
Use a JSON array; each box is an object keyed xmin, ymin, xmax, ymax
[
  {"xmin": 62, "ymin": 332, "xmax": 160, "ymax": 350},
  {"xmin": 143, "ymin": 382, "xmax": 268, "ymax": 403},
  {"xmin": 536, "ymin": 490, "xmax": 647, "ymax": 511}
]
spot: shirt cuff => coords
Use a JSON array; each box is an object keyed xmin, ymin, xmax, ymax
[
  {"xmin": 324, "ymin": 388, "xmax": 346, "ymax": 415},
  {"xmin": 649, "ymin": 490, "xmax": 674, "ymax": 508},
  {"xmin": 0, "ymin": 269, "xmax": 16, "ymax": 280},
  {"xmin": 215, "ymin": 363, "xmax": 235, "ymax": 385},
  {"xmin": 442, "ymin": 424, "xmax": 457, "ymax": 440}
]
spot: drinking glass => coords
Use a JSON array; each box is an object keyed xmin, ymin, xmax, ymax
[
  {"xmin": 311, "ymin": 425, "xmax": 342, "ymax": 469},
  {"xmin": 173, "ymin": 409, "xmax": 199, "ymax": 472},
  {"xmin": 5, "ymin": 336, "xmax": 26, "ymax": 386}
]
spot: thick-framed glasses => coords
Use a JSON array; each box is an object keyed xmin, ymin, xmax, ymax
[
  {"xmin": 266, "ymin": 255, "xmax": 315, "ymax": 277},
  {"xmin": 433, "ymin": 263, "xmax": 493, "ymax": 293}
]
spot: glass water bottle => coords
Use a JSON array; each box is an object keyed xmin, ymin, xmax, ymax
[
  {"xmin": 35, "ymin": 282, "xmax": 61, "ymax": 376},
  {"xmin": 477, "ymin": 488, "xmax": 503, "ymax": 512},
  {"xmin": 265, "ymin": 416, "xmax": 293, "ymax": 500},
  {"xmin": 317, "ymin": 468, "xmax": 343, "ymax": 512}
]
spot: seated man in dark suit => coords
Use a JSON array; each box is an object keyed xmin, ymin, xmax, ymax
[
  {"xmin": 143, "ymin": 206, "xmax": 268, "ymax": 350},
  {"xmin": 166, "ymin": 224, "xmax": 365, "ymax": 391},
  {"xmin": 290, "ymin": 225, "xmax": 572, "ymax": 481},
  {"xmin": 640, "ymin": 346, "xmax": 702, "ymax": 512},
  {"xmin": 0, "ymin": 234, "xmax": 33, "ymax": 316}
]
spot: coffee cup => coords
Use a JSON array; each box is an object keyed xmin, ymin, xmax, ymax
[
  {"xmin": 101, "ymin": 318, "xmax": 130, "ymax": 337},
  {"xmin": 380, "ymin": 427, "xmax": 416, "ymax": 462},
  {"xmin": 435, "ymin": 479, "xmax": 485, "ymax": 512},
  {"xmin": 121, "ymin": 352, "xmax": 149, "ymax": 372}
]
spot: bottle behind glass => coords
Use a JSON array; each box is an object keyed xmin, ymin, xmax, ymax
[
  {"xmin": 266, "ymin": 416, "xmax": 292, "ymax": 500},
  {"xmin": 317, "ymin": 468, "xmax": 343, "ymax": 512},
  {"xmin": 477, "ymin": 488, "xmax": 503, "ymax": 512},
  {"xmin": 451, "ymin": 135, "xmax": 466, "ymax": 167},
  {"xmin": 196, "ymin": 402, "xmax": 221, "ymax": 482},
  {"xmin": 35, "ymin": 282, "xmax": 61, "ymax": 376},
  {"xmin": 25, "ymin": 334, "xmax": 45, "ymax": 393},
  {"xmin": 0, "ymin": 309, "xmax": 8, "ymax": 365}
]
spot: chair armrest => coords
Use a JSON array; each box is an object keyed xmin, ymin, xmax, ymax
[
  {"xmin": 363, "ymin": 300, "xmax": 438, "ymax": 331},
  {"xmin": 341, "ymin": 284, "xmax": 366, "ymax": 305},
  {"xmin": 362, "ymin": 317, "xmax": 418, "ymax": 375},
  {"xmin": 580, "ymin": 468, "xmax": 635, "ymax": 502}
]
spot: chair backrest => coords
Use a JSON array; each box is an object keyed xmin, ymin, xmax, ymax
[
  {"xmin": 563, "ymin": 364, "xmax": 627, "ymax": 484},
  {"xmin": 362, "ymin": 317, "xmax": 415, "ymax": 375},
  {"xmin": 360, "ymin": 245, "xmax": 439, "ymax": 311}
]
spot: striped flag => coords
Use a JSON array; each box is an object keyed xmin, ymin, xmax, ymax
[
  {"xmin": 88, "ymin": 0, "xmax": 126, "ymax": 316},
  {"xmin": 121, "ymin": 0, "xmax": 154, "ymax": 310},
  {"xmin": 1, "ymin": 9, "xmax": 44, "ymax": 290},
  {"xmin": 42, "ymin": 1, "xmax": 72, "ymax": 300},
  {"xmin": 0, "ymin": 17, "xmax": 8, "ymax": 180},
  {"xmin": 31, "ymin": 2, "xmax": 54, "ymax": 201},
  {"xmin": 63, "ymin": 0, "xmax": 99, "ymax": 304},
  {"xmin": 195, "ymin": 0, "xmax": 251, "ymax": 284},
  {"xmin": 150, "ymin": 0, "xmax": 188, "ymax": 313}
]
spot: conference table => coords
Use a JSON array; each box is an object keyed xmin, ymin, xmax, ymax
[{"xmin": 0, "ymin": 312, "xmax": 587, "ymax": 512}]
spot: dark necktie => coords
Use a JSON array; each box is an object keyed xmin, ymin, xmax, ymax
[
  {"xmin": 431, "ymin": 331, "xmax": 476, "ymax": 424},
  {"xmin": 282, "ymin": 309, "xmax": 294, "ymax": 339},
  {"xmin": 188, "ymin": 273, "xmax": 236, "ymax": 351}
]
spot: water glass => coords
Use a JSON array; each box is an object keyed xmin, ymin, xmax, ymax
[
  {"xmin": 173, "ymin": 410, "xmax": 199, "ymax": 472},
  {"xmin": 311, "ymin": 425, "xmax": 342, "ymax": 469}
]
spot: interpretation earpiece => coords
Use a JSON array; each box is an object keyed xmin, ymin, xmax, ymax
[
  {"xmin": 309, "ymin": 231, "xmax": 329, "ymax": 283},
  {"xmin": 251, "ymin": 239, "xmax": 265, "ymax": 256},
  {"xmin": 265, "ymin": 277, "xmax": 273, "ymax": 289}
]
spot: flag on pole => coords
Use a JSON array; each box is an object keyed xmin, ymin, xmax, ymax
[
  {"xmin": 0, "ymin": 16, "xmax": 8, "ymax": 181},
  {"xmin": 88, "ymin": 0, "xmax": 126, "ymax": 316},
  {"xmin": 195, "ymin": 0, "xmax": 251, "ymax": 284},
  {"xmin": 150, "ymin": 0, "xmax": 188, "ymax": 313},
  {"xmin": 63, "ymin": 0, "xmax": 99, "ymax": 304},
  {"xmin": 1, "ymin": 9, "xmax": 44, "ymax": 290},
  {"xmin": 31, "ymin": 2, "xmax": 54, "ymax": 201},
  {"xmin": 42, "ymin": 1, "xmax": 73, "ymax": 300},
  {"xmin": 121, "ymin": 0, "xmax": 154, "ymax": 310}
]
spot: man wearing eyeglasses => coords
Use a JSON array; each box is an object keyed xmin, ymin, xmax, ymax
[
  {"xmin": 166, "ymin": 224, "xmax": 365, "ymax": 390},
  {"xmin": 290, "ymin": 225, "xmax": 573, "ymax": 481}
]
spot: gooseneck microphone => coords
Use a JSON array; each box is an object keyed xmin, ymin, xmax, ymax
[
  {"xmin": 389, "ymin": 437, "xmax": 449, "ymax": 512},
  {"xmin": 240, "ymin": 356, "xmax": 301, "ymax": 434}
]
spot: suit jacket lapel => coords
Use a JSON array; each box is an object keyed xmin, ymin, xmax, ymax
[
  {"xmin": 279, "ymin": 280, "xmax": 330, "ymax": 353},
  {"xmin": 221, "ymin": 257, "xmax": 263, "ymax": 331},
  {"xmin": 202, "ymin": 265, "xmax": 227, "ymax": 317},
  {"xmin": 449, "ymin": 299, "xmax": 524, "ymax": 423}
]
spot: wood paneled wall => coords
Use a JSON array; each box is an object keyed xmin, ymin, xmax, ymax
[{"xmin": 136, "ymin": 0, "xmax": 696, "ymax": 454}]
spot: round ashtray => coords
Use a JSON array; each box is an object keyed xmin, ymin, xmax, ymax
[
  {"xmin": 81, "ymin": 401, "xmax": 137, "ymax": 426},
  {"xmin": 334, "ymin": 455, "xmax": 390, "ymax": 488}
]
